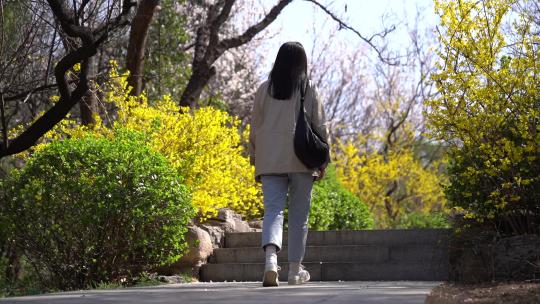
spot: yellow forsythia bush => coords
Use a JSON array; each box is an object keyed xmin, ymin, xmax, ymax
[
  {"xmin": 334, "ymin": 137, "xmax": 447, "ymax": 228},
  {"xmin": 109, "ymin": 62, "xmax": 262, "ymax": 219},
  {"xmin": 426, "ymin": 0, "xmax": 540, "ymax": 234},
  {"xmin": 31, "ymin": 61, "xmax": 263, "ymax": 220},
  {"xmin": 116, "ymin": 99, "xmax": 261, "ymax": 219}
]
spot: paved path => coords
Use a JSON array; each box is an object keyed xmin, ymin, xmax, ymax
[{"xmin": 1, "ymin": 281, "xmax": 439, "ymax": 304}]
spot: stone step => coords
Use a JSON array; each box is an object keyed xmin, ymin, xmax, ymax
[
  {"xmin": 200, "ymin": 261, "xmax": 449, "ymax": 282},
  {"xmin": 225, "ymin": 229, "xmax": 451, "ymax": 248},
  {"xmin": 209, "ymin": 244, "xmax": 448, "ymax": 264}
]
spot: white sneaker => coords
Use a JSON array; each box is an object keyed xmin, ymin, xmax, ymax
[
  {"xmin": 288, "ymin": 265, "xmax": 310, "ymax": 285},
  {"xmin": 262, "ymin": 264, "xmax": 280, "ymax": 287}
]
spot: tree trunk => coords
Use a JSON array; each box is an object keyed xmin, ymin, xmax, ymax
[
  {"xmin": 126, "ymin": 0, "xmax": 160, "ymax": 96},
  {"xmin": 80, "ymin": 55, "xmax": 97, "ymax": 125},
  {"xmin": 178, "ymin": 0, "xmax": 293, "ymax": 107},
  {"xmin": 179, "ymin": 64, "xmax": 216, "ymax": 107}
]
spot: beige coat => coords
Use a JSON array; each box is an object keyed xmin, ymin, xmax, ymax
[{"xmin": 248, "ymin": 80, "xmax": 330, "ymax": 182}]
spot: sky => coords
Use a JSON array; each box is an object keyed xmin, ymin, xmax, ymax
[{"xmin": 256, "ymin": 0, "xmax": 439, "ymax": 72}]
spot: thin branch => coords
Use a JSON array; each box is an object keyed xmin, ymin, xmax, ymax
[
  {"xmin": 93, "ymin": 0, "xmax": 137, "ymax": 44},
  {"xmin": 217, "ymin": 0, "xmax": 293, "ymax": 51},
  {"xmin": 304, "ymin": 0, "xmax": 398, "ymax": 65},
  {"xmin": 0, "ymin": 0, "xmax": 135, "ymax": 157},
  {"xmin": 182, "ymin": 41, "xmax": 195, "ymax": 51},
  {"xmin": 0, "ymin": 0, "xmax": 4, "ymax": 63},
  {"xmin": 77, "ymin": 0, "xmax": 92, "ymax": 20},
  {"xmin": 0, "ymin": 92, "xmax": 7, "ymax": 150},
  {"xmin": 44, "ymin": 26, "xmax": 58, "ymax": 86},
  {"xmin": 3, "ymin": 82, "xmax": 66, "ymax": 103}
]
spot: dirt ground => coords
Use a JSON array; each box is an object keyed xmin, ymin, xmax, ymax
[{"xmin": 425, "ymin": 282, "xmax": 540, "ymax": 304}]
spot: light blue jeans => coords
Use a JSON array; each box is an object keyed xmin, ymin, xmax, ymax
[{"xmin": 261, "ymin": 172, "xmax": 313, "ymax": 263}]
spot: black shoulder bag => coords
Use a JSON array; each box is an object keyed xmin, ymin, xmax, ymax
[{"xmin": 293, "ymin": 81, "xmax": 330, "ymax": 169}]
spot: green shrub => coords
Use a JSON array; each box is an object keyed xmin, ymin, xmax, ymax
[
  {"xmin": 309, "ymin": 165, "xmax": 374, "ymax": 230},
  {"xmin": 0, "ymin": 255, "xmax": 45, "ymax": 297},
  {"xmin": 1, "ymin": 129, "xmax": 194, "ymax": 290},
  {"xmin": 394, "ymin": 212, "xmax": 450, "ymax": 229},
  {"xmin": 444, "ymin": 144, "xmax": 540, "ymax": 233}
]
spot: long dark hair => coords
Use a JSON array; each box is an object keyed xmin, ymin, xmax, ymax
[{"xmin": 268, "ymin": 42, "xmax": 308, "ymax": 100}]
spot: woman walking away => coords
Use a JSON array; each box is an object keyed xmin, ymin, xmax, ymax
[{"xmin": 248, "ymin": 42, "xmax": 330, "ymax": 287}]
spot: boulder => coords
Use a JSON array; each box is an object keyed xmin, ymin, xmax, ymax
[
  {"xmin": 199, "ymin": 224, "xmax": 227, "ymax": 248},
  {"xmin": 217, "ymin": 208, "xmax": 242, "ymax": 222},
  {"xmin": 183, "ymin": 225, "xmax": 214, "ymax": 266},
  {"xmin": 215, "ymin": 208, "xmax": 252, "ymax": 232},
  {"xmin": 157, "ymin": 225, "xmax": 213, "ymax": 276},
  {"xmin": 199, "ymin": 208, "xmax": 254, "ymax": 247},
  {"xmin": 248, "ymin": 219, "xmax": 263, "ymax": 230},
  {"xmin": 158, "ymin": 208, "xmax": 258, "ymax": 278},
  {"xmin": 157, "ymin": 275, "xmax": 194, "ymax": 284}
]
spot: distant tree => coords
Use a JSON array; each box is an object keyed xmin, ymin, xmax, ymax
[
  {"xmin": 0, "ymin": 0, "xmax": 135, "ymax": 158},
  {"xmin": 177, "ymin": 0, "xmax": 293, "ymax": 107},
  {"xmin": 202, "ymin": 1, "xmax": 270, "ymax": 122},
  {"xmin": 143, "ymin": 0, "xmax": 191, "ymax": 101},
  {"xmin": 305, "ymin": 8, "xmax": 447, "ymax": 227},
  {"xmin": 0, "ymin": 1, "xmax": 60, "ymax": 134},
  {"xmin": 0, "ymin": 0, "xmax": 398, "ymax": 158},
  {"xmin": 175, "ymin": 0, "xmax": 399, "ymax": 108}
]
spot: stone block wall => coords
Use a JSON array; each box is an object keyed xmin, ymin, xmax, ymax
[{"xmin": 449, "ymin": 230, "xmax": 540, "ymax": 283}]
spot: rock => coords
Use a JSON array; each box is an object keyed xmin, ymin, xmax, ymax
[
  {"xmin": 217, "ymin": 208, "xmax": 243, "ymax": 222},
  {"xmin": 229, "ymin": 218, "xmax": 251, "ymax": 233},
  {"xmin": 248, "ymin": 219, "xmax": 263, "ymax": 229},
  {"xmin": 185, "ymin": 226, "xmax": 214, "ymax": 266},
  {"xmin": 213, "ymin": 208, "xmax": 251, "ymax": 232},
  {"xmin": 199, "ymin": 208, "xmax": 254, "ymax": 247},
  {"xmin": 199, "ymin": 224, "xmax": 226, "ymax": 248},
  {"xmin": 157, "ymin": 275, "xmax": 194, "ymax": 284},
  {"xmin": 157, "ymin": 209, "xmax": 258, "ymax": 278},
  {"xmin": 157, "ymin": 226, "xmax": 213, "ymax": 276}
]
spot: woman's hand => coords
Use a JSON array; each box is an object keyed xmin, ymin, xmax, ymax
[
  {"xmin": 319, "ymin": 166, "xmax": 327, "ymax": 179},
  {"xmin": 314, "ymin": 165, "xmax": 327, "ymax": 181}
]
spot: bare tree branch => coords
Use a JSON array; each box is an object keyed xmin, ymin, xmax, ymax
[
  {"xmin": 217, "ymin": 0, "xmax": 292, "ymax": 51},
  {"xmin": 179, "ymin": 0, "xmax": 293, "ymax": 107},
  {"xmin": 304, "ymin": 0, "xmax": 399, "ymax": 65},
  {"xmin": 0, "ymin": 92, "xmax": 7, "ymax": 151},
  {"xmin": 0, "ymin": 0, "xmax": 135, "ymax": 158},
  {"xmin": 3, "ymin": 83, "xmax": 61, "ymax": 103}
]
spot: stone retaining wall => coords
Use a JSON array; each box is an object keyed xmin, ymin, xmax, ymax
[{"xmin": 449, "ymin": 232, "xmax": 540, "ymax": 283}]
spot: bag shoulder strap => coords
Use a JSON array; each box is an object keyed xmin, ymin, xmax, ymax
[
  {"xmin": 300, "ymin": 79, "xmax": 308, "ymax": 104},
  {"xmin": 300, "ymin": 80, "xmax": 314, "ymax": 125}
]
